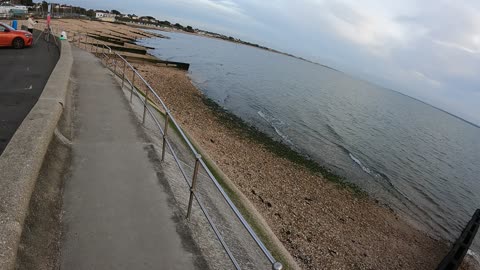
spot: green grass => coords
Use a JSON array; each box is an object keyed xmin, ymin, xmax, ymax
[
  {"xmin": 202, "ymin": 97, "xmax": 366, "ymax": 197},
  {"xmin": 192, "ymin": 144, "xmax": 292, "ymax": 268}
]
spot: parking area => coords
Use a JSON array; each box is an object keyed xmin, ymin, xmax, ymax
[{"xmin": 0, "ymin": 30, "xmax": 60, "ymax": 155}]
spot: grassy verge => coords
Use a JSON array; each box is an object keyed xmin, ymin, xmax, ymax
[
  {"xmin": 198, "ymin": 153, "xmax": 293, "ymax": 268},
  {"xmin": 138, "ymin": 93, "xmax": 294, "ymax": 267},
  {"xmin": 202, "ymin": 97, "xmax": 366, "ymax": 196}
]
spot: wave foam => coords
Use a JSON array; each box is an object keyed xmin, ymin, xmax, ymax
[
  {"xmin": 258, "ymin": 110, "xmax": 292, "ymax": 144},
  {"xmin": 467, "ymin": 249, "xmax": 480, "ymax": 265},
  {"xmin": 349, "ymin": 153, "xmax": 373, "ymax": 175}
]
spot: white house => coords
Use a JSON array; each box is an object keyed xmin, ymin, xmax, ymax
[{"xmin": 95, "ymin": 12, "xmax": 116, "ymax": 22}]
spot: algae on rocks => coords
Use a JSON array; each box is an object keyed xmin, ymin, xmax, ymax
[{"xmin": 201, "ymin": 97, "xmax": 366, "ymax": 196}]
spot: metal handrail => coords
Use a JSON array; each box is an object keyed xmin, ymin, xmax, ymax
[{"xmin": 70, "ymin": 31, "xmax": 283, "ymax": 270}]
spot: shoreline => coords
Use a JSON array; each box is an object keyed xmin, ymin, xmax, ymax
[
  {"xmin": 132, "ymin": 22, "xmax": 340, "ymax": 71},
  {"xmin": 131, "ymin": 62, "xmax": 453, "ymax": 269},
  {"xmin": 37, "ymin": 19, "xmax": 476, "ymax": 269}
]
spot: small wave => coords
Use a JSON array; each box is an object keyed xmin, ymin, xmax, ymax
[
  {"xmin": 272, "ymin": 126, "xmax": 292, "ymax": 144},
  {"xmin": 349, "ymin": 153, "xmax": 373, "ymax": 175},
  {"xmin": 467, "ymin": 249, "xmax": 480, "ymax": 265},
  {"xmin": 257, "ymin": 110, "xmax": 267, "ymax": 119},
  {"xmin": 324, "ymin": 122, "xmax": 344, "ymax": 143},
  {"xmin": 257, "ymin": 110, "xmax": 292, "ymax": 144}
]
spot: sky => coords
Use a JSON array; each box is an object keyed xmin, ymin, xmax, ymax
[{"xmin": 61, "ymin": 0, "xmax": 480, "ymax": 126}]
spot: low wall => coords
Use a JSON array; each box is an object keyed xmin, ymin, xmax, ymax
[{"xmin": 0, "ymin": 39, "xmax": 73, "ymax": 270}]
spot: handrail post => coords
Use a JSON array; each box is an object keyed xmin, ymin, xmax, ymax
[
  {"xmin": 186, "ymin": 155, "xmax": 201, "ymax": 220},
  {"xmin": 95, "ymin": 39, "xmax": 98, "ymax": 55},
  {"xmin": 142, "ymin": 88, "xmax": 149, "ymax": 124},
  {"xmin": 130, "ymin": 71, "xmax": 135, "ymax": 103},
  {"xmin": 121, "ymin": 60, "xmax": 126, "ymax": 89},
  {"xmin": 113, "ymin": 53, "xmax": 117, "ymax": 74},
  {"xmin": 272, "ymin": 262, "xmax": 283, "ymax": 270},
  {"xmin": 161, "ymin": 111, "xmax": 170, "ymax": 161},
  {"xmin": 84, "ymin": 33, "xmax": 88, "ymax": 50}
]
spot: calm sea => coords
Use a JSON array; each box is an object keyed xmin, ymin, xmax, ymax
[{"xmin": 139, "ymin": 30, "xmax": 480, "ymax": 256}]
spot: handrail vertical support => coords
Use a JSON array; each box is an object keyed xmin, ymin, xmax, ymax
[
  {"xmin": 121, "ymin": 60, "xmax": 126, "ymax": 89},
  {"xmin": 161, "ymin": 112, "xmax": 170, "ymax": 161},
  {"xmin": 113, "ymin": 53, "xmax": 117, "ymax": 74},
  {"xmin": 186, "ymin": 155, "xmax": 201, "ymax": 220},
  {"xmin": 142, "ymin": 89, "xmax": 149, "ymax": 124},
  {"xmin": 130, "ymin": 72, "xmax": 135, "ymax": 103}
]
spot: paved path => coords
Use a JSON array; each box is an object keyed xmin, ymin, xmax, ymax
[
  {"xmin": 0, "ymin": 31, "xmax": 59, "ymax": 154},
  {"xmin": 61, "ymin": 47, "xmax": 204, "ymax": 270}
]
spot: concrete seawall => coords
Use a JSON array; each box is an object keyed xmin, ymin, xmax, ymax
[{"xmin": 0, "ymin": 39, "xmax": 73, "ymax": 270}]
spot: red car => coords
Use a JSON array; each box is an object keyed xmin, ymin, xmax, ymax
[{"xmin": 0, "ymin": 22, "xmax": 33, "ymax": 49}]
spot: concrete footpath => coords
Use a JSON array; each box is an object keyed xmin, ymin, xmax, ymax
[{"xmin": 60, "ymin": 47, "xmax": 204, "ymax": 269}]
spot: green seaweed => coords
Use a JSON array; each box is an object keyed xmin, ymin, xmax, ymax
[
  {"xmin": 188, "ymin": 142, "xmax": 292, "ymax": 269},
  {"xmin": 202, "ymin": 97, "xmax": 366, "ymax": 196}
]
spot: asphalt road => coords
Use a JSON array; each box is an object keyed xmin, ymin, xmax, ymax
[{"xmin": 0, "ymin": 31, "xmax": 60, "ymax": 155}]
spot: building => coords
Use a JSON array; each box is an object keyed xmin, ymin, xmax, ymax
[
  {"xmin": 95, "ymin": 11, "xmax": 116, "ymax": 22},
  {"xmin": 0, "ymin": 2, "xmax": 27, "ymax": 18}
]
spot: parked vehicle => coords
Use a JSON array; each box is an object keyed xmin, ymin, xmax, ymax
[
  {"xmin": 0, "ymin": 22, "xmax": 33, "ymax": 48},
  {"xmin": 0, "ymin": 2, "xmax": 28, "ymax": 18}
]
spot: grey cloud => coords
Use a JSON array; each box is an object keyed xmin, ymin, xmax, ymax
[{"xmin": 61, "ymin": 0, "xmax": 480, "ymax": 125}]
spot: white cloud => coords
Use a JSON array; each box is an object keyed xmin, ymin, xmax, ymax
[
  {"xmin": 323, "ymin": 1, "xmax": 409, "ymax": 49},
  {"xmin": 433, "ymin": 40, "xmax": 480, "ymax": 54},
  {"xmin": 411, "ymin": 70, "xmax": 442, "ymax": 87},
  {"xmin": 60, "ymin": 0, "xmax": 480, "ymax": 124}
]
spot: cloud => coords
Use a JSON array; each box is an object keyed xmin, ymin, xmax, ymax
[
  {"xmin": 59, "ymin": 0, "xmax": 480, "ymax": 125},
  {"xmin": 322, "ymin": 1, "xmax": 409, "ymax": 51},
  {"xmin": 179, "ymin": 0, "xmax": 245, "ymax": 17},
  {"xmin": 433, "ymin": 40, "xmax": 480, "ymax": 54},
  {"xmin": 411, "ymin": 71, "xmax": 442, "ymax": 87}
]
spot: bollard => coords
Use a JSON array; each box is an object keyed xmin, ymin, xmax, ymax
[
  {"xmin": 161, "ymin": 112, "xmax": 170, "ymax": 161},
  {"xmin": 186, "ymin": 155, "xmax": 201, "ymax": 220}
]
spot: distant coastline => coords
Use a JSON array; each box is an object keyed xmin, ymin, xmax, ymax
[{"xmin": 124, "ymin": 21, "xmax": 342, "ymax": 72}]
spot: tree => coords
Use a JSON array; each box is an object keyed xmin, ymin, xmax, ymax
[
  {"xmin": 159, "ymin": 20, "xmax": 171, "ymax": 26},
  {"xmin": 41, "ymin": 1, "xmax": 48, "ymax": 11},
  {"xmin": 111, "ymin": 9, "xmax": 121, "ymax": 15},
  {"xmin": 185, "ymin": 26, "xmax": 194, "ymax": 33},
  {"xmin": 174, "ymin": 23, "xmax": 184, "ymax": 29},
  {"xmin": 20, "ymin": 0, "xmax": 33, "ymax": 6},
  {"xmin": 86, "ymin": 9, "xmax": 95, "ymax": 18}
]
